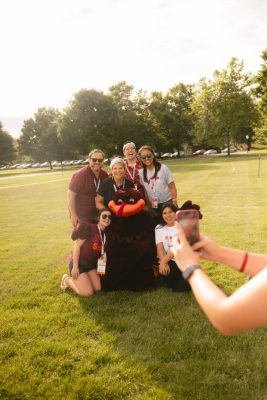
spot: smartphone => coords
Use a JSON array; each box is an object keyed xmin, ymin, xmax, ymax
[{"xmin": 176, "ymin": 209, "xmax": 199, "ymax": 245}]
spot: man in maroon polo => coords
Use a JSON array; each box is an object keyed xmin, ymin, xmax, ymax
[{"xmin": 68, "ymin": 149, "xmax": 108, "ymax": 225}]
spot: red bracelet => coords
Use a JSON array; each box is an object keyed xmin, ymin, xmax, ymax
[{"xmin": 239, "ymin": 252, "xmax": 249, "ymax": 272}]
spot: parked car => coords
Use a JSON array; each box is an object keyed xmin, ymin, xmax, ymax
[
  {"xmin": 170, "ymin": 151, "xmax": 185, "ymax": 158},
  {"xmin": 52, "ymin": 161, "xmax": 62, "ymax": 167},
  {"xmin": 204, "ymin": 149, "xmax": 217, "ymax": 155},
  {"xmin": 193, "ymin": 149, "xmax": 206, "ymax": 156},
  {"xmin": 161, "ymin": 153, "xmax": 173, "ymax": 159},
  {"xmin": 32, "ymin": 163, "xmax": 41, "ymax": 168},
  {"xmin": 222, "ymin": 146, "xmax": 237, "ymax": 153}
]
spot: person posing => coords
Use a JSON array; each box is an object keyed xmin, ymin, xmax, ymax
[
  {"xmin": 171, "ymin": 223, "xmax": 267, "ymax": 335},
  {"xmin": 138, "ymin": 145, "xmax": 178, "ymax": 215},
  {"xmin": 60, "ymin": 208, "xmax": 112, "ymax": 297},
  {"xmin": 68, "ymin": 149, "xmax": 108, "ymax": 225},
  {"xmin": 95, "ymin": 157, "xmax": 135, "ymax": 210},
  {"xmin": 123, "ymin": 141, "xmax": 145, "ymax": 198},
  {"xmin": 155, "ymin": 204, "xmax": 191, "ymax": 292}
]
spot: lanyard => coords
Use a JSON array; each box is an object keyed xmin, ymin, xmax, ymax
[
  {"xmin": 97, "ymin": 224, "xmax": 106, "ymax": 255},
  {"xmin": 126, "ymin": 162, "xmax": 136, "ymax": 181},
  {"xmin": 113, "ymin": 179, "xmax": 125, "ymax": 192},
  {"xmin": 94, "ymin": 178, "xmax": 100, "ymax": 192},
  {"xmin": 147, "ymin": 169, "xmax": 157, "ymax": 194}
]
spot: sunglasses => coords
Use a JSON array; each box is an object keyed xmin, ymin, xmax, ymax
[
  {"xmin": 101, "ymin": 214, "xmax": 111, "ymax": 220},
  {"xmin": 140, "ymin": 154, "xmax": 153, "ymax": 160},
  {"xmin": 91, "ymin": 158, "xmax": 104, "ymax": 163}
]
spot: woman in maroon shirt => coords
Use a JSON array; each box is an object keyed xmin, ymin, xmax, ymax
[{"xmin": 60, "ymin": 208, "xmax": 112, "ymax": 297}]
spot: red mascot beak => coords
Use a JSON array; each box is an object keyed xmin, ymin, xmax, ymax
[{"xmin": 108, "ymin": 198, "xmax": 145, "ymax": 217}]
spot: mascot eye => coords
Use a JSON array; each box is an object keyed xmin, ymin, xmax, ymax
[
  {"xmin": 117, "ymin": 198, "xmax": 123, "ymax": 204},
  {"xmin": 129, "ymin": 198, "xmax": 135, "ymax": 204}
]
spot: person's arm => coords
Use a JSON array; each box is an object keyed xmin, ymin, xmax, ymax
[
  {"xmin": 72, "ymin": 238, "xmax": 86, "ymax": 280},
  {"xmin": 95, "ymin": 194, "xmax": 105, "ymax": 210},
  {"xmin": 193, "ymin": 236, "xmax": 267, "ymax": 277},
  {"xmin": 172, "ymin": 224, "xmax": 267, "ymax": 335},
  {"xmin": 168, "ymin": 181, "xmax": 178, "ymax": 206},
  {"xmin": 156, "ymin": 242, "xmax": 173, "ymax": 275},
  {"xmin": 68, "ymin": 189, "xmax": 78, "ymax": 226}
]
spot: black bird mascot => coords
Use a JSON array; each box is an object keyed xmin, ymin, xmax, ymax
[{"xmin": 101, "ymin": 188, "xmax": 157, "ymax": 291}]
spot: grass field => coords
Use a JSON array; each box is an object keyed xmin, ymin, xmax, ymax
[{"xmin": 1, "ymin": 153, "xmax": 267, "ymax": 400}]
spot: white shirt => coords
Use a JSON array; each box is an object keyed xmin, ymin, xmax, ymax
[
  {"xmin": 139, "ymin": 164, "xmax": 173, "ymax": 203},
  {"xmin": 155, "ymin": 224, "xmax": 178, "ymax": 260}
]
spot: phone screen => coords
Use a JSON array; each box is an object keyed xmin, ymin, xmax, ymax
[{"xmin": 176, "ymin": 209, "xmax": 199, "ymax": 245}]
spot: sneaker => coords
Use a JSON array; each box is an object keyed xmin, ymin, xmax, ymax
[{"xmin": 60, "ymin": 274, "xmax": 69, "ymax": 290}]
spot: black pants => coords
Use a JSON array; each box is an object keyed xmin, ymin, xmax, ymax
[{"xmin": 163, "ymin": 260, "xmax": 191, "ymax": 292}]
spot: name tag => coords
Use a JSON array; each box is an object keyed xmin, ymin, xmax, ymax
[
  {"xmin": 152, "ymin": 196, "xmax": 158, "ymax": 208},
  {"xmin": 97, "ymin": 253, "xmax": 107, "ymax": 275}
]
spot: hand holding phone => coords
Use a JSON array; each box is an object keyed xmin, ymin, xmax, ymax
[{"xmin": 176, "ymin": 209, "xmax": 199, "ymax": 246}]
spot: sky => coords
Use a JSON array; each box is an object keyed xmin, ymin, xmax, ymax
[{"xmin": 1, "ymin": 0, "xmax": 266, "ymax": 138}]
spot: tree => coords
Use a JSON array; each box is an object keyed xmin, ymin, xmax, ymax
[
  {"xmin": 108, "ymin": 81, "xmax": 158, "ymax": 153},
  {"xmin": 192, "ymin": 59, "xmax": 259, "ymax": 154},
  {"xmin": 0, "ymin": 122, "xmax": 17, "ymax": 164},
  {"xmin": 148, "ymin": 84, "xmax": 194, "ymax": 154},
  {"xmin": 254, "ymin": 49, "xmax": 267, "ymax": 114},
  {"xmin": 58, "ymin": 89, "xmax": 117, "ymax": 157},
  {"xmin": 253, "ymin": 49, "xmax": 267, "ymax": 146},
  {"xmin": 18, "ymin": 108, "xmax": 63, "ymax": 166}
]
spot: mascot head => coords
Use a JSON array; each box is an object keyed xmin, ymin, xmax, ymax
[{"xmin": 108, "ymin": 188, "xmax": 145, "ymax": 217}]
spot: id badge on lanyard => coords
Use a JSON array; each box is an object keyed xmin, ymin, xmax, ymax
[
  {"xmin": 97, "ymin": 252, "xmax": 107, "ymax": 275},
  {"xmin": 97, "ymin": 225, "xmax": 106, "ymax": 275},
  {"xmin": 151, "ymin": 177, "xmax": 158, "ymax": 208}
]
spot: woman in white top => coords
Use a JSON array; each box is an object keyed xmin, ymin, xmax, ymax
[
  {"xmin": 155, "ymin": 203, "xmax": 190, "ymax": 292},
  {"xmin": 138, "ymin": 145, "xmax": 178, "ymax": 216}
]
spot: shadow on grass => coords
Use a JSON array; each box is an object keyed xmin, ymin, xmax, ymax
[{"xmin": 73, "ymin": 287, "xmax": 267, "ymax": 400}]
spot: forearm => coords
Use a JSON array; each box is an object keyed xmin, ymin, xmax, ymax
[
  {"xmin": 189, "ymin": 267, "xmax": 267, "ymax": 335},
  {"xmin": 73, "ymin": 242, "xmax": 81, "ymax": 269},
  {"xmin": 168, "ymin": 182, "xmax": 177, "ymax": 203},
  {"xmin": 68, "ymin": 190, "xmax": 78, "ymax": 216},
  {"xmin": 95, "ymin": 195, "xmax": 105, "ymax": 210},
  {"xmin": 208, "ymin": 245, "xmax": 267, "ymax": 276}
]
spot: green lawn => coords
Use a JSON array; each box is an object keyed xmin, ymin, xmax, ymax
[{"xmin": 1, "ymin": 154, "xmax": 267, "ymax": 400}]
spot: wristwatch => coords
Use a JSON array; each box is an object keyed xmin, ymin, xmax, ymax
[{"xmin": 182, "ymin": 264, "xmax": 201, "ymax": 281}]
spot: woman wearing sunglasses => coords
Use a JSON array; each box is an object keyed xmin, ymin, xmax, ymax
[
  {"xmin": 95, "ymin": 157, "xmax": 135, "ymax": 211},
  {"xmin": 138, "ymin": 145, "xmax": 178, "ymax": 216},
  {"xmin": 60, "ymin": 208, "xmax": 112, "ymax": 297}
]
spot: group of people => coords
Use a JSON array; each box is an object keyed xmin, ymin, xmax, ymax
[
  {"xmin": 61, "ymin": 142, "xmax": 267, "ymax": 335},
  {"xmin": 62, "ymin": 142, "xmax": 179, "ymax": 294}
]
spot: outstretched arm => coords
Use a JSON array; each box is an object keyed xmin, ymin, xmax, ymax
[
  {"xmin": 193, "ymin": 236, "xmax": 267, "ymax": 277},
  {"xmin": 172, "ymin": 224, "xmax": 267, "ymax": 335}
]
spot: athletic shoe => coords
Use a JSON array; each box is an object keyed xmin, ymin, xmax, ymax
[{"xmin": 60, "ymin": 274, "xmax": 69, "ymax": 290}]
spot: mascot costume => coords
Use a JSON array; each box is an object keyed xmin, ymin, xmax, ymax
[
  {"xmin": 101, "ymin": 188, "xmax": 202, "ymax": 292},
  {"xmin": 101, "ymin": 188, "xmax": 156, "ymax": 291}
]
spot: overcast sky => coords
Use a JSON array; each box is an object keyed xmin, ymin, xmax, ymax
[{"xmin": 1, "ymin": 0, "xmax": 266, "ymax": 137}]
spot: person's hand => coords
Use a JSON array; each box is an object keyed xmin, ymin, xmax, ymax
[
  {"xmin": 159, "ymin": 261, "xmax": 170, "ymax": 276},
  {"xmin": 70, "ymin": 213, "xmax": 79, "ymax": 227},
  {"xmin": 192, "ymin": 236, "xmax": 220, "ymax": 262},
  {"xmin": 71, "ymin": 265, "xmax": 79, "ymax": 280},
  {"xmin": 171, "ymin": 223, "xmax": 199, "ymax": 271}
]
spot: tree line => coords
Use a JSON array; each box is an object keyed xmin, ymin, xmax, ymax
[{"xmin": 1, "ymin": 51, "xmax": 267, "ymax": 165}]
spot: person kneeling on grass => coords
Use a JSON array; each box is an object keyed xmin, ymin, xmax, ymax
[
  {"xmin": 60, "ymin": 208, "xmax": 112, "ymax": 297},
  {"xmin": 171, "ymin": 223, "xmax": 267, "ymax": 335}
]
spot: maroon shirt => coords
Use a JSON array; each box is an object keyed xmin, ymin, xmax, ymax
[
  {"xmin": 124, "ymin": 158, "xmax": 145, "ymax": 198},
  {"xmin": 79, "ymin": 224, "xmax": 104, "ymax": 266},
  {"xmin": 69, "ymin": 166, "xmax": 108, "ymax": 223}
]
